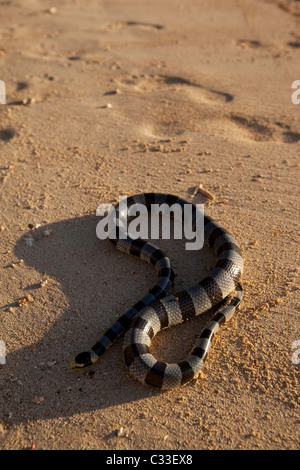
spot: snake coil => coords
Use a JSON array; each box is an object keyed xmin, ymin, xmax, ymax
[{"xmin": 71, "ymin": 193, "xmax": 243, "ymax": 390}]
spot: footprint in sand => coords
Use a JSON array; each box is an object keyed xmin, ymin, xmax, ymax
[
  {"xmin": 224, "ymin": 113, "xmax": 300, "ymax": 143},
  {"xmin": 114, "ymin": 72, "xmax": 299, "ymax": 143},
  {"xmin": 114, "ymin": 73, "xmax": 235, "ymax": 137},
  {"xmin": 116, "ymin": 73, "xmax": 234, "ymax": 104}
]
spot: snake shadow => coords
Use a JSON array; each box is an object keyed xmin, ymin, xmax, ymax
[{"xmin": 1, "ymin": 214, "xmax": 217, "ymax": 425}]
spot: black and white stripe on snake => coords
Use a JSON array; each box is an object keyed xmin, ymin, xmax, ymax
[{"xmin": 70, "ymin": 193, "xmax": 244, "ymax": 390}]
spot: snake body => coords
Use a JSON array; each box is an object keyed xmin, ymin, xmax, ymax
[{"xmin": 71, "ymin": 193, "xmax": 243, "ymax": 390}]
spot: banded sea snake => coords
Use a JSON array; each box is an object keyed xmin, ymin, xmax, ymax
[{"xmin": 70, "ymin": 193, "xmax": 243, "ymax": 390}]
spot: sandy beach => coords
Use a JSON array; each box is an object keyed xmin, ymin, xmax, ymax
[{"xmin": 0, "ymin": 0, "xmax": 299, "ymax": 450}]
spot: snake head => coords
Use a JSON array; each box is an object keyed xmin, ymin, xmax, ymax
[{"xmin": 70, "ymin": 349, "xmax": 99, "ymax": 370}]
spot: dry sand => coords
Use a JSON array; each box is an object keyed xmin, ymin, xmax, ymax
[{"xmin": 0, "ymin": 0, "xmax": 299, "ymax": 450}]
